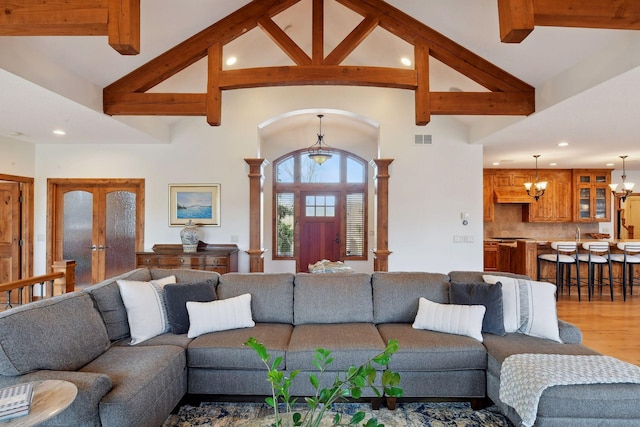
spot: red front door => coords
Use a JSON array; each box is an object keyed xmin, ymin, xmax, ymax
[{"xmin": 299, "ymin": 192, "xmax": 341, "ymax": 272}]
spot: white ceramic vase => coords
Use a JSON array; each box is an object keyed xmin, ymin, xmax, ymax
[{"xmin": 180, "ymin": 220, "xmax": 200, "ymax": 253}]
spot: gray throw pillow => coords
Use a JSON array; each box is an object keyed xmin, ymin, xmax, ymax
[
  {"xmin": 449, "ymin": 282, "xmax": 506, "ymax": 336},
  {"xmin": 163, "ymin": 281, "xmax": 216, "ymax": 334}
]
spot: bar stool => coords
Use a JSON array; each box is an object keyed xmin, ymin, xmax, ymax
[
  {"xmin": 537, "ymin": 242, "xmax": 581, "ymax": 300},
  {"xmin": 608, "ymin": 243, "xmax": 640, "ymax": 301},
  {"xmin": 577, "ymin": 242, "xmax": 613, "ymax": 301}
]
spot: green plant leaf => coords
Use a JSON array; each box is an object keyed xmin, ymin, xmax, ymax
[
  {"xmin": 350, "ymin": 412, "xmax": 365, "ymax": 424},
  {"xmin": 309, "ymin": 374, "xmax": 319, "ymax": 389}
]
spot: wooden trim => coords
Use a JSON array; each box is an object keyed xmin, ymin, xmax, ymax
[{"xmin": 0, "ymin": 174, "xmax": 34, "ymax": 281}]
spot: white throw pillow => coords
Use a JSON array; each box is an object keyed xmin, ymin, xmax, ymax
[
  {"xmin": 117, "ymin": 275, "xmax": 176, "ymax": 345},
  {"xmin": 412, "ymin": 297, "xmax": 486, "ymax": 342},
  {"xmin": 483, "ymin": 275, "xmax": 561, "ymax": 342},
  {"xmin": 186, "ymin": 293, "xmax": 255, "ymax": 338}
]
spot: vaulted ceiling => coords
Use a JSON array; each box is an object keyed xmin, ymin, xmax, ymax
[{"xmin": 1, "ymin": 0, "xmax": 640, "ymax": 170}]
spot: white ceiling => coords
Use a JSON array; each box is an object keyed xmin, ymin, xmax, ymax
[{"xmin": 1, "ymin": 0, "xmax": 639, "ymax": 171}]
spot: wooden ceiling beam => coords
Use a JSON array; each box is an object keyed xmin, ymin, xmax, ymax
[
  {"xmin": 218, "ymin": 66, "xmax": 418, "ymax": 90},
  {"xmin": 414, "ymin": 42, "xmax": 430, "ymax": 126},
  {"xmin": 105, "ymin": 0, "xmax": 301, "ymax": 94},
  {"xmin": 258, "ymin": 16, "xmax": 311, "ymax": 65},
  {"xmin": 207, "ymin": 44, "xmax": 223, "ymax": 126},
  {"xmin": 430, "ymin": 92, "xmax": 535, "ymax": 116},
  {"xmin": 337, "ymin": 0, "xmax": 534, "ymax": 94},
  {"xmin": 103, "ymin": 0, "xmax": 535, "ymax": 125},
  {"xmin": 497, "ymin": 0, "xmax": 534, "ymax": 43},
  {"xmin": 103, "ymin": 92, "xmax": 207, "ymax": 116},
  {"xmin": 108, "ymin": 0, "xmax": 140, "ymax": 55},
  {"xmin": 0, "ymin": 0, "xmax": 139, "ymax": 54},
  {"xmin": 498, "ymin": 0, "xmax": 640, "ymax": 43},
  {"xmin": 324, "ymin": 15, "xmax": 379, "ymax": 65},
  {"xmin": 312, "ymin": 0, "xmax": 324, "ymax": 65}
]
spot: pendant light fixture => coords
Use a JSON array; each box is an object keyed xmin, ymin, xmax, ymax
[
  {"xmin": 609, "ymin": 155, "xmax": 635, "ymax": 202},
  {"xmin": 307, "ymin": 114, "xmax": 332, "ymax": 165},
  {"xmin": 524, "ymin": 154, "xmax": 547, "ymax": 201}
]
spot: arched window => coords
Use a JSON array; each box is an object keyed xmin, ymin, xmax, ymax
[{"xmin": 273, "ymin": 148, "xmax": 368, "ymax": 268}]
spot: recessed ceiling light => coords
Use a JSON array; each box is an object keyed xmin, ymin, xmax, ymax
[
  {"xmin": 53, "ymin": 129, "xmax": 66, "ymax": 135},
  {"xmin": 606, "ymin": 163, "xmax": 615, "ymax": 166},
  {"xmin": 549, "ymin": 162, "xmax": 557, "ymax": 166},
  {"xmin": 8, "ymin": 131, "xmax": 23, "ymax": 136},
  {"xmin": 558, "ymin": 141, "xmax": 569, "ymax": 147},
  {"xmin": 492, "ymin": 162, "xmax": 500, "ymax": 166},
  {"xmin": 226, "ymin": 56, "xmax": 237, "ymax": 66},
  {"xmin": 400, "ymin": 57, "xmax": 412, "ymax": 66}
]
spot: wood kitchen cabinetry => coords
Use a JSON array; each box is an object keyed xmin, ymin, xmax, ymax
[
  {"xmin": 484, "ymin": 168, "xmax": 610, "ymax": 223},
  {"xmin": 483, "ymin": 241, "xmax": 499, "ymax": 271},
  {"xmin": 136, "ymin": 243, "xmax": 239, "ymax": 274},
  {"xmin": 573, "ymin": 169, "xmax": 611, "ymax": 222},
  {"xmin": 522, "ymin": 169, "xmax": 573, "ymax": 222}
]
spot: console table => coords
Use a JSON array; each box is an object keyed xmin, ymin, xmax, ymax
[{"xmin": 136, "ymin": 243, "xmax": 238, "ymax": 274}]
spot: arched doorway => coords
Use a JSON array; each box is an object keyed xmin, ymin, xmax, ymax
[{"xmin": 272, "ymin": 148, "xmax": 368, "ymax": 272}]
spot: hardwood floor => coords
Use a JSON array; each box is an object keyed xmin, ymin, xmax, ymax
[{"xmin": 556, "ymin": 284, "xmax": 640, "ymax": 365}]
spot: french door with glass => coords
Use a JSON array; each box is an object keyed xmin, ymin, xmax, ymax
[{"xmin": 48, "ymin": 179, "xmax": 144, "ymax": 287}]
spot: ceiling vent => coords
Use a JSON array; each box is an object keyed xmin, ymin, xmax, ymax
[{"xmin": 414, "ymin": 134, "xmax": 432, "ymax": 145}]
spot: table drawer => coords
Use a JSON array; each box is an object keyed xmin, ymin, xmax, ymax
[
  {"xmin": 158, "ymin": 256, "xmax": 190, "ymax": 267},
  {"xmin": 205, "ymin": 256, "xmax": 227, "ymax": 266},
  {"xmin": 136, "ymin": 255, "xmax": 159, "ymax": 266}
]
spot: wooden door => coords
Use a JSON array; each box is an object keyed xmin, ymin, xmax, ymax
[
  {"xmin": 624, "ymin": 196, "xmax": 640, "ymax": 239},
  {"xmin": 48, "ymin": 179, "xmax": 144, "ymax": 287},
  {"xmin": 299, "ymin": 192, "xmax": 341, "ymax": 272},
  {"xmin": 0, "ymin": 182, "xmax": 20, "ymax": 284}
]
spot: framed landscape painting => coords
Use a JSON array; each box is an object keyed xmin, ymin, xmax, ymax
[{"xmin": 169, "ymin": 184, "xmax": 220, "ymax": 226}]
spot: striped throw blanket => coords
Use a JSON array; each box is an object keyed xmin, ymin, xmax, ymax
[{"xmin": 499, "ymin": 353, "xmax": 640, "ymax": 427}]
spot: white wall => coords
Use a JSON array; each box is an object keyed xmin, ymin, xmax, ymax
[
  {"xmin": 0, "ymin": 137, "xmax": 35, "ymax": 177},
  {"xmin": 24, "ymin": 85, "xmax": 483, "ymax": 275}
]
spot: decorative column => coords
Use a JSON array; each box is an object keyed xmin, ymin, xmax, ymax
[
  {"xmin": 244, "ymin": 159, "xmax": 266, "ymax": 272},
  {"xmin": 372, "ymin": 159, "xmax": 394, "ymax": 272}
]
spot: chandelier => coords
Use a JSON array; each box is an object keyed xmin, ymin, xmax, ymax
[
  {"xmin": 307, "ymin": 114, "xmax": 332, "ymax": 165},
  {"xmin": 524, "ymin": 154, "xmax": 547, "ymax": 201},
  {"xmin": 609, "ymin": 155, "xmax": 635, "ymax": 202}
]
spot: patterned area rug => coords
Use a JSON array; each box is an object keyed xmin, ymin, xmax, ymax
[{"xmin": 163, "ymin": 401, "xmax": 514, "ymax": 426}]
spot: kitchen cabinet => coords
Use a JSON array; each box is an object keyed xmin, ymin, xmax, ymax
[
  {"xmin": 498, "ymin": 243, "xmax": 517, "ymax": 273},
  {"xmin": 573, "ymin": 169, "xmax": 611, "ymax": 222},
  {"xmin": 483, "ymin": 171, "xmax": 495, "ymax": 222},
  {"xmin": 522, "ymin": 170, "xmax": 573, "ymax": 222},
  {"xmin": 483, "ymin": 241, "xmax": 499, "ymax": 271},
  {"xmin": 136, "ymin": 243, "xmax": 239, "ymax": 274}
]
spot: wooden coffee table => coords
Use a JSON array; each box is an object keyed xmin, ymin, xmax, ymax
[{"xmin": 1, "ymin": 380, "xmax": 77, "ymax": 426}]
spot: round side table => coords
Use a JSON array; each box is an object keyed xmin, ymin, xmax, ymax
[{"xmin": 1, "ymin": 380, "xmax": 77, "ymax": 426}]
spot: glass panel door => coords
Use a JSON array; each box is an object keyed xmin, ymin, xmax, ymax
[
  {"xmin": 105, "ymin": 190, "xmax": 137, "ymax": 279},
  {"xmin": 62, "ymin": 191, "xmax": 94, "ymax": 287},
  {"xmin": 579, "ymin": 187, "xmax": 591, "ymax": 219}
]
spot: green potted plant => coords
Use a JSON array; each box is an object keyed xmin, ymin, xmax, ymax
[
  {"xmin": 244, "ymin": 337, "xmax": 402, "ymax": 427},
  {"xmin": 370, "ymin": 369, "xmax": 402, "ymax": 411}
]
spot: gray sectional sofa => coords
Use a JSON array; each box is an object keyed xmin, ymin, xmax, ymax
[{"xmin": 0, "ymin": 268, "xmax": 638, "ymax": 427}]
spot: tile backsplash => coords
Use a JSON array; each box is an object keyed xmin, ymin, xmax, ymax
[{"xmin": 484, "ymin": 204, "xmax": 600, "ymax": 239}]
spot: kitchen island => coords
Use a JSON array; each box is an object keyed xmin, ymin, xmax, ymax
[{"xmin": 492, "ymin": 239, "xmax": 640, "ymax": 285}]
